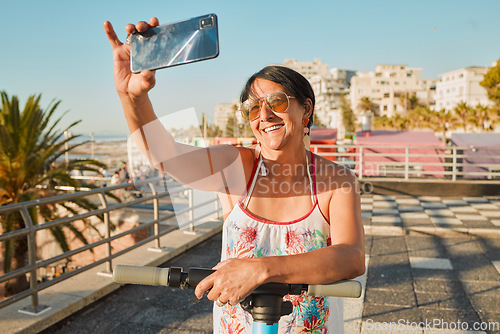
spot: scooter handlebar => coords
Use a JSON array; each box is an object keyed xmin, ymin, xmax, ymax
[
  {"xmin": 113, "ymin": 265, "xmax": 362, "ymax": 298},
  {"xmin": 113, "ymin": 265, "xmax": 170, "ymax": 287},
  {"xmin": 307, "ymin": 280, "xmax": 361, "ymax": 298}
]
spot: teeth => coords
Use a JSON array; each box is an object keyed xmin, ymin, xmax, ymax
[{"xmin": 264, "ymin": 125, "xmax": 283, "ymax": 133}]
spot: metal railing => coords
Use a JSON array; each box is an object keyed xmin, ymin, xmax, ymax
[
  {"xmin": 0, "ymin": 176, "xmax": 221, "ymax": 314},
  {"xmin": 310, "ymin": 144, "xmax": 500, "ymax": 181}
]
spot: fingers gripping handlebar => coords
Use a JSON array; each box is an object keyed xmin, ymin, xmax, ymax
[
  {"xmin": 113, "ymin": 264, "xmax": 362, "ymax": 298},
  {"xmin": 113, "ymin": 265, "xmax": 362, "ymax": 325}
]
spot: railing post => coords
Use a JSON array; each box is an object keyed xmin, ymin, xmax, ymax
[
  {"xmin": 358, "ymin": 147, "xmax": 364, "ymax": 180},
  {"xmin": 97, "ymin": 192, "xmax": 112, "ymax": 276},
  {"xmin": 215, "ymin": 195, "xmax": 221, "ymax": 219},
  {"xmin": 19, "ymin": 206, "xmax": 50, "ymax": 315},
  {"xmin": 452, "ymin": 147, "xmax": 457, "ymax": 181},
  {"xmin": 148, "ymin": 181, "xmax": 161, "ymax": 249},
  {"xmin": 184, "ymin": 188, "xmax": 196, "ymax": 235},
  {"xmin": 405, "ymin": 147, "xmax": 409, "ymax": 180}
]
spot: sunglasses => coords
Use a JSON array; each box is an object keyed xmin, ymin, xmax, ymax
[{"xmin": 239, "ymin": 91, "xmax": 296, "ymax": 121}]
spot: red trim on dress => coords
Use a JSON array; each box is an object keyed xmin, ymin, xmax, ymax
[
  {"xmin": 237, "ymin": 154, "xmax": 260, "ymax": 203},
  {"xmin": 238, "ymin": 201, "xmax": 320, "ymax": 225},
  {"xmin": 311, "ymin": 152, "xmax": 330, "ymax": 225},
  {"xmin": 236, "ymin": 151, "xmax": 331, "ymax": 226}
]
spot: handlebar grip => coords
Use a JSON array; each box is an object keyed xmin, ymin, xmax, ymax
[
  {"xmin": 113, "ymin": 265, "xmax": 170, "ymax": 287},
  {"xmin": 307, "ymin": 280, "xmax": 362, "ymax": 298}
]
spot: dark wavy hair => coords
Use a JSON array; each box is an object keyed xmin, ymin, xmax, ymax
[{"xmin": 239, "ymin": 65, "xmax": 315, "ymax": 129}]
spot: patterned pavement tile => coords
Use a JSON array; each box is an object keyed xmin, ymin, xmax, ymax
[
  {"xmin": 418, "ymin": 196, "xmax": 443, "ymax": 202},
  {"xmin": 448, "ymin": 206, "xmax": 478, "ymax": 213},
  {"xmin": 424, "ymin": 209, "xmax": 455, "ymax": 217},
  {"xmin": 471, "ymin": 203, "xmax": 499, "ymax": 210},
  {"xmin": 478, "ymin": 210, "xmax": 500, "ymax": 218},
  {"xmin": 430, "ymin": 217, "xmax": 463, "ymax": 225},
  {"xmin": 462, "ymin": 197, "xmax": 489, "ymax": 203},
  {"xmin": 398, "ymin": 206, "xmax": 425, "ymax": 212},
  {"xmin": 409, "ymin": 257, "xmax": 453, "ymax": 270},
  {"xmin": 395, "ymin": 198, "xmax": 421, "ymax": 205},
  {"xmin": 422, "ymin": 202, "xmax": 448, "ymax": 209},
  {"xmin": 454, "ymin": 214, "xmax": 489, "ymax": 221}
]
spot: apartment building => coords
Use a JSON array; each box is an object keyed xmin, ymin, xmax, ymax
[
  {"xmin": 310, "ymin": 70, "xmax": 351, "ymax": 128},
  {"xmin": 213, "ymin": 100, "xmax": 242, "ymax": 136},
  {"xmin": 282, "ymin": 59, "xmax": 355, "ymax": 130},
  {"xmin": 435, "ymin": 67, "xmax": 493, "ymax": 111},
  {"xmin": 283, "ymin": 58, "xmax": 330, "ymax": 80},
  {"xmin": 350, "ymin": 65, "xmax": 437, "ymax": 117}
]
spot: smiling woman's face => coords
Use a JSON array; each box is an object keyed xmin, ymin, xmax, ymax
[{"xmin": 249, "ymin": 78, "xmax": 307, "ymax": 151}]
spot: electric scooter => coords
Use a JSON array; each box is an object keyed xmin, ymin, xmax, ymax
[{"xmin": 113, "ymin": 265, "xmax": 362, "ymax": 334}]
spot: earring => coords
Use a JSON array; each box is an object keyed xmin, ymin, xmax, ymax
[{"xmin": 303, "ymin": 118, "xmax": 309, "ymax": 134}]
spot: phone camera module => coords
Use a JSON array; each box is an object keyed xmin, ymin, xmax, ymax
[{"xmin": 200, "ymin": 17, "xmax": 214, "ymax": 29}]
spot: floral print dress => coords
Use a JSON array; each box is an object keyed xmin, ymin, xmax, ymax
[{"xmin": 213, "ymin": 152, "xmax": 343, "ymax": 333}]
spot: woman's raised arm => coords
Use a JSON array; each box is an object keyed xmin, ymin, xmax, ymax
[{"xmin": 104, "ymin": 18, "xmax": 249, "ymax": 194}]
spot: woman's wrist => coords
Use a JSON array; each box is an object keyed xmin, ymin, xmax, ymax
[{"xmin": 256, "ymin": 256, "xmax": 278, "ymax": 284}]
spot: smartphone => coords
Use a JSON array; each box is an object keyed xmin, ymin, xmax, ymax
[{"xmin": 130, "ymin": 14, "xmax": 219, "ymax": 73}]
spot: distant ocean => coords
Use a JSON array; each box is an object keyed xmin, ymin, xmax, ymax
[{"xmin": 70, "ymin": 134, "xmax": 128, "ymax": 144}]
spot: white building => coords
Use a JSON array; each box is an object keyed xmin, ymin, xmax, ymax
[
  {"xmin": 350, "ymin": 65, "xmax": 437, "ymax": 117},
  {"xmin": 283, "ymin": 58, "xmax": 330, "ymax": 80},
  {"xmin": 435, "ymin": 67, "xmax": 493, "ymax": 111},
  {"xmin": 214, "ymin": 100, "xmax": 243, "ymax": 137},
  {"xmin": 310, "ymin": 72, "xmax": 350, "ymax": 128},
  {"xmin": 282, "ymin": 59, "xmax": 355, "ymax": 129}
]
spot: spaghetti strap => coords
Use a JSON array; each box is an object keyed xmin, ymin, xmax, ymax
[
  {"xmin": 215, "ymin": 149, "xmax": 337, "ymax": 333},
  {"xmin": 243, "ymin": 150, "xmax": 316, "ymax": 208},
  {"xmin": 306, "ymin": 152, "xmax": 315, "ymax": 205},
  {"xmin": 243, "ymin": 155, "xmax": 263, "ymax": 208},
  {"xmin": 310, "ymin": 152, "xmax": 318, "ymax": 202}
]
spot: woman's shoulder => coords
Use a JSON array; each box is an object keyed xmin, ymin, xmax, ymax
[{"xmin": 238, "ymin": 145, "xmax": 258, "ymax": 163}]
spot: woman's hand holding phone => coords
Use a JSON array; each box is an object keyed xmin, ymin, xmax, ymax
[{"xmin": 103, "ymin": 18, "xmax": 159, "ymax": 99}]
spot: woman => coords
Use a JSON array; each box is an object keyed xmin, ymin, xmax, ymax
[{"xmin": 104, "ymin": 17, "xmax": 364, "ymax": 333}]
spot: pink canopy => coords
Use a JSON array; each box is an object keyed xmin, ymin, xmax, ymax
[{"xmin": 355, "ymin": 131, "xmax": 445, "ymax": 178}]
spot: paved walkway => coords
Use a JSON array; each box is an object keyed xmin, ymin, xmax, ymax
[
  {"xmin": 41, "ymin": 195, "xmax": 500, "ymax": 333},
  {"xmin": 361, "ymin": 195, "xmax": 500, "ymax": 334}
]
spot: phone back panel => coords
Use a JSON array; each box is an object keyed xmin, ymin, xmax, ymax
[{"xmin": 130, "ymin": 14, "xmax": 219, "ymax": 73}]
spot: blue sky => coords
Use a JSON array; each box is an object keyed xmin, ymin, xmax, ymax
[{"xmin": 1, "ymin": 0, "xmax": 499, "ymax": 136}]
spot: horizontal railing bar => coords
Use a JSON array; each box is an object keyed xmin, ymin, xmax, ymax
[
  {"xmin": 0, "ymin": 176, "xmax": 174, "ymax": 214},
  {"xmin": 20, "ymin": 225, "xmax": 180, "ymax": 300},
  {"xmin": 0, "ymin": 227, "xmax": 31, "ymax": 242},
  {"xmin": 32, "ymin": 191, "xmax": 175, "ymax": 232},
  {"xmin": 311, "ymin": 144, "xmax": 500, "ymax": 151},
  {"xmin": 0, "ymin": 264, "xmax": 33, "ymax": 285},
  {"xmin": 0, "ymin": 286, "xmax": 36, "ymax": 309},
  {"xmin": 33, "ymin": 205, "xmax": 182, "ymax": 271},
  {"xmin": 0, "ymin": 197, "xmax": 216, "ymax": 285},
  {"xmin": 188, "ymin": 209, "xmax": 218, "ymax": 225},
  {"xmin": 0, "ymin": 174, "xmax": 222, "ymax": 313}
]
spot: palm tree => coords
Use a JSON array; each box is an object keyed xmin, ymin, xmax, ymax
[
  {"xmin": 357, "ymin": 96, "xmax": 379, "ymax": 116},
  {"xmin": 341, "ymin": 95, "xmax": 356, "ymax": 137},
  {"xmin": 373, "ymin": 115, "xmax": 390, "ymax": 130},
  {"xmin": 399, "ymin": 92, "xmax": 420, "ymax": 113},
  {"xmin": 453, "ymin": 101, "xmax": 474, "ymax": 132},
  {"xmin": 0, "ymin": 92, "xmax": 108, "ymax": 295},
  {"xmin": 407, "ymin": 106, "xmax": 434, "ymax": 130},
  {"xmin": 428, "ymin": 108, "xmax": 459, "ymax": 144},
  {"xmin": 390, "ymin": 113, "xmax": 410, "ymax": 130},
  {"xmin": 469, "ymin": 103, "xmax": 498, "ymax": 132}
]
